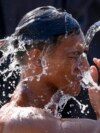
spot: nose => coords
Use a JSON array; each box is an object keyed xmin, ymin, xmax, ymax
[{"xmin": 78, "ymin": 53, "xmax": 89, "ymax": 72}]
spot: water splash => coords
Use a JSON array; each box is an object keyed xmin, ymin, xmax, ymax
[
  {"xmin": 71, "ymin": 97, "xmax": 88, "ymax": 114},
  {"xmin": 44, "ymin": 91, "xmax": 71, "ymax": 118},
  {"xmin": 44, "ymin": 90, "xmax": 88, "ymax": 118},
  {"xmin": 81, "ymin": 21, "xmax": 100, "ymax": 90},
  {"xmin": 0, "ymin": 37, "xmax": 20, "ymax": 81},
  {"xmin": 81, "ymin": 70, "xmax": 100, "ymax": 90},
  {"xmin": 85, "ymin": 21, "xmax": 100, "ymax": 47}
]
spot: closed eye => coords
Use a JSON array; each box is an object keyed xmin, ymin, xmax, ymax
[{"xmin": 68, "ymin": 51, "xmax": 81, "ymax": 59}]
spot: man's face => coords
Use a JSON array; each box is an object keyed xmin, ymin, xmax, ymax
[{"xmin": 45, "ymin": 33, "xmax": 89, "ymax": 96}]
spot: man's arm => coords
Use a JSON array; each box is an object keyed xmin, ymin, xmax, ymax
[
  {"xmin": 61, "ymin": 118, "xmax": 100, "ymax": 133},
  {"xmin": 1, "ymin": 115, "xmax": 100, "ymax": 133}
]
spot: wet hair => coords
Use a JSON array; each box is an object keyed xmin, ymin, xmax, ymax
[{"xmin": 12, "ymin": 6, "xmax": 81, "ymax": 63}]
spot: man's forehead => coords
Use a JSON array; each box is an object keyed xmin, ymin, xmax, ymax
[{"xmin": 63, "ymin": 41, "xmax": 86, "ymax": 54}]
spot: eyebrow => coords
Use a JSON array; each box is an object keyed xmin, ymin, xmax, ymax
[
  {"xmin": 67, "ymin": 50, "xmax": 87, "ymax": 60},
  {"xmin": 68, "ymin": 51, "xmax": 82, "ymax": 56},
  {"xmin": 66, "ymin": 43, "xmax": 88, "ymax": 56}
]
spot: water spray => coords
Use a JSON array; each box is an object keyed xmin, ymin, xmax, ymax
[{"xmin": 85, "ymin": 21, "xmax": 100, "ymax": 47}]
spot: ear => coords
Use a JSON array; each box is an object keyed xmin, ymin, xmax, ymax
[{"xmin": 27, "ymin": 48, "xmax": 42, "ymax": 67}]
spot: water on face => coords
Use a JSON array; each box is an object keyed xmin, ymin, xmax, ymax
[{"xmin": 81, "ymin": 70, "xmax": 100, "ymax": 90}]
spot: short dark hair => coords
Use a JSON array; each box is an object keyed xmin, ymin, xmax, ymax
[{"xmin": 14, "ymin": 6, "xmax": 80, "ymax": 46}]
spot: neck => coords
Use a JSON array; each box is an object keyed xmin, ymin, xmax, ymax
[{"xmin": 11, "ymin": 77, "xmax": 59, "ymax": 109}]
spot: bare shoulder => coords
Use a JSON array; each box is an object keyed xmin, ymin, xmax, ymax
[
  {"xmin": 1, "ymin": 104, "xmax": 100, "ymax": 133},
  {"xmin": 0, "ymin": 104, "xmax": 61, "ymax": 133}
]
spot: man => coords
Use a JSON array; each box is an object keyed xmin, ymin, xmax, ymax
[
  {"xmin": 0, "ymin": 0, "xmax": 98, "ymax": 120},
  {"xmin": 0, "ymin": 6, "xmax": 100, "ymax": 133}
]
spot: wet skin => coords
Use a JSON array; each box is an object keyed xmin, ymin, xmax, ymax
[{"xmin": 0, "ymin": 33, "xmax": 100, "ymax": 133}]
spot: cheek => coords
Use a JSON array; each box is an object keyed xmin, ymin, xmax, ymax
[
  {"xmin": 69, "ymin": 60, "xmax": 81, "ymax": 77},
  {"xmin": 64, "ymin": 66, "xmax": 81, "ymax": 94},
  {"xmin": 64, "ymin": 62, "xmax": 76, "ymax": 79}
]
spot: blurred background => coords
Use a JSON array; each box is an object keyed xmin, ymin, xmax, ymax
[{"xmin": 0, "ymin": 0, "xmax": 100, "ymax": 119}]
